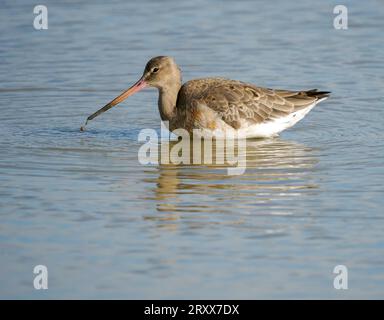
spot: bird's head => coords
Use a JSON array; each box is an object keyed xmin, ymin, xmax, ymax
[
  {"xmin": 80, "ymin": 56, "xmax": 181, "ymax": 130},
  {"xmin": 142, "ymin": 56, "xmax": 181, "ymax": 89}
]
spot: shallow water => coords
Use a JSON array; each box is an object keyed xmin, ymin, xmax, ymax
[{"xmin": 1, "ymin": 0, "xmax": 384, "ymax": 299}]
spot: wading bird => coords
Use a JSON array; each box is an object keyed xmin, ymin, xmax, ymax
[{"xmin": 81, "ymin": 56, "xmax": 329, "ymax": 138}]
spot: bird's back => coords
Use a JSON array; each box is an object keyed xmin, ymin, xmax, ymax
[{"xmin": 175, "ymin": 77, "xmax": 329, "ymax": 137}]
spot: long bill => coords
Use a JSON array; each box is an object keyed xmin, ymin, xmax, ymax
[{"xmin": 80, "ymin": 77, "xmax": 147, "ymax": 131}]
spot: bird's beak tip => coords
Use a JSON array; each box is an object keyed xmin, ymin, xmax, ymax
[{"xmin": 81, "ymin": 76, "xmax": 147, "ymax": 129}]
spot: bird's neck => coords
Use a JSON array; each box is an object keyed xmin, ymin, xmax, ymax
[{"xmin": 158, "ymin": 82, "xmax": 181, "ymax": 122}]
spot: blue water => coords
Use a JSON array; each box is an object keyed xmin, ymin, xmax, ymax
[{"xmin": 0, "ymin": 0, "xmax": 383, "ymax": 299}]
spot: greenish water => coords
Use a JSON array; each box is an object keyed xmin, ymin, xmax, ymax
[{"xmin": 0, "ymin": 0, "xmax": 383, "ymax": 299}]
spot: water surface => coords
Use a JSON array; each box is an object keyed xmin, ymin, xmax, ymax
[{"xmin": 0, "ymin": 0, "xmax": 384, "ymax": 299}]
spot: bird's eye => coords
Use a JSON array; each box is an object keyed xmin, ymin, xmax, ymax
[{"xmin": 152, "ymin": 67, "xmax": 159, "ymax": 73}]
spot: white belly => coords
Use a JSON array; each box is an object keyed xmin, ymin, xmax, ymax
[
  {"xmin": 236, "ymin": 101, "xmax": 321, "ymax": 138},
  {"xmin": 239, "ymin": 105, "xmax": 314, "ymax": 138},
  {"xmin": 190, "ymin": 99, "xmax": 324, "ymax": 139}
]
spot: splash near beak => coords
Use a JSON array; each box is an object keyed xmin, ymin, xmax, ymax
[{"xmin": 80, "ymin": 77, "xmax": 147, "ymax": 131}]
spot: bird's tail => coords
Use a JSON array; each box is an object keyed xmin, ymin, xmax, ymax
[{"xmin": 305, "ymin": 89, "xmax": 331, "ymax": 100}]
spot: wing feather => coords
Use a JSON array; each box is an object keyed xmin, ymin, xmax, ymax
[{"xmin": 177, "ymin": 78, "xmax": 328, "ymax": 129}]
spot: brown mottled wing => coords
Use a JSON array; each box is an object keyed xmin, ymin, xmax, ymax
[{"xmin": 178, "ymin": 78, "xmax": 329, "ymax": 129}]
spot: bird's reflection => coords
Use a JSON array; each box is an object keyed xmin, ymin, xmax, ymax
[{"xmin": 142, "ymin": 138, "xmax": 319, "ymax": 222}]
